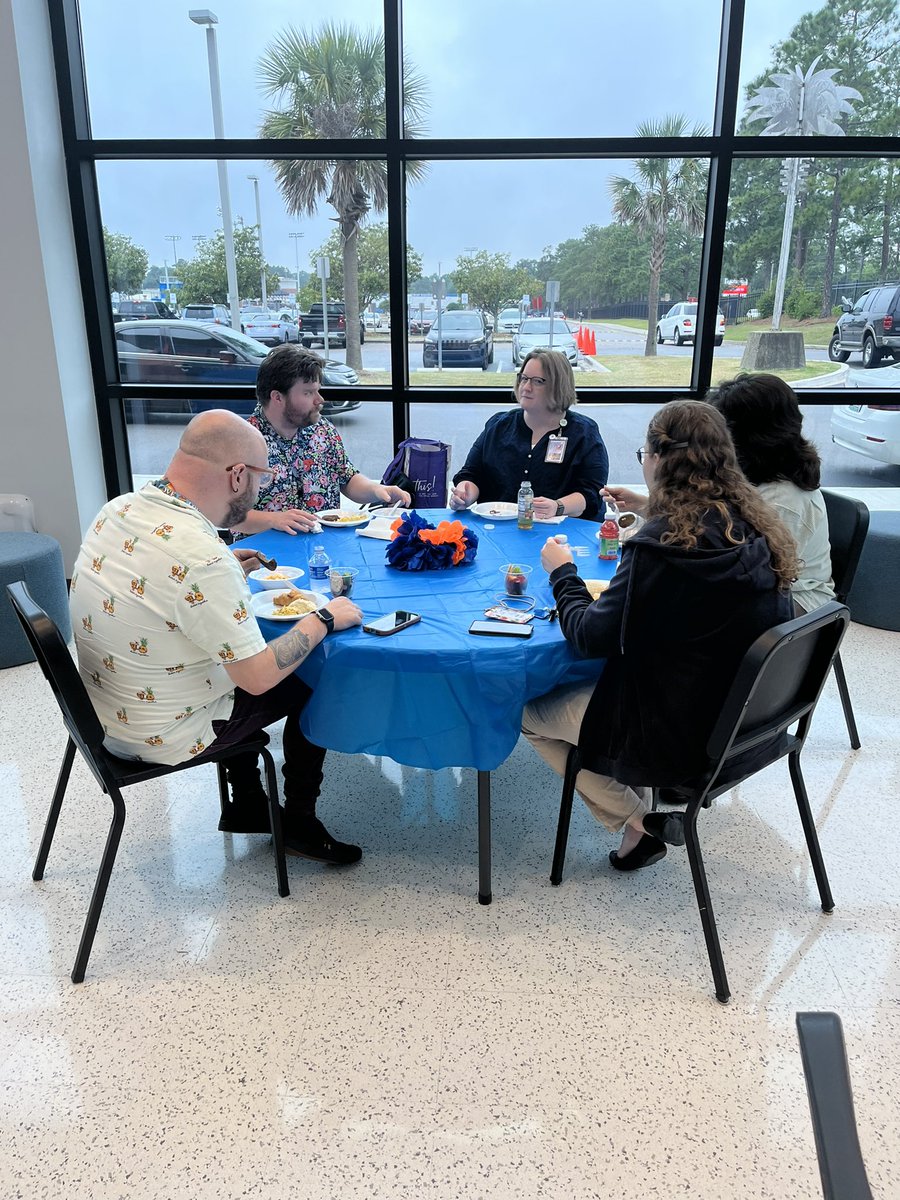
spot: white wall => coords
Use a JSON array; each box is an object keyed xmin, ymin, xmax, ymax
[{"xmin": 0, "ymin": 0, "xmax": 105, "ymax": 572}]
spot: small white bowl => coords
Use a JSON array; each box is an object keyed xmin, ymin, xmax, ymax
[{"xmin": 249, "ymin": 565, "xmax": 305, "ymax": 590}]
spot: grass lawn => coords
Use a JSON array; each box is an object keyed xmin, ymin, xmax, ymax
[
  {"xmin": 590, "ymin": 315, "xmax": 836, "ymax": 347},
  {"xmin": 364, "ymin": 359, "xmax": 835, "ymax": 389}
]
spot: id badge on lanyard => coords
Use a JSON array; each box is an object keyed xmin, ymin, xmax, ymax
[{"xmin": 545, "ymin": 436, "xmax": 568, "ymax": 464}]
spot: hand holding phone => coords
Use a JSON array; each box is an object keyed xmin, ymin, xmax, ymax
[{"xmin": 362, "ymin": 610, "xmax": 421, "ymax": 636}]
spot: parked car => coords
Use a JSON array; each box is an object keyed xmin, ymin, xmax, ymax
[
  {"xmin": 114, "ymin": 299, "xmax": 177, "ymax": 321},
  {"xmin": 115, "ymin": 320, "xmax": 360, "ymax": 421},
  {"xmin": 422, "ymin": 310, "xmax": 493, "ymax": 370},
  {"xmin": 297, "ymin": 302, "xmax": 365, "ymax": 348},
  {"xmin": 512, "ymin": 317, "xmax": 578, "ymax": 367},
  {"xmin": 828, "ymin": 284, "xmax": 900, "ymax": 368},
  {"xmin": 656, "ymin": 302, "xmax": 725, "ymax": 346},
  {"xmin": 497, "ymin": 307, "xmax": 523, "ymax": 334},
  {"xmin": 408, "ymin": 311, "xmax": 438, "ymax": 335},
  {"xmin": 831, "ymin": 402, "xmax": 900, "ymax": 466},
  {"xmin": 180, "ymin": 303, "xmax": 231, "ymax": 326},
  {"xmin": 242, "ymin": 310, "xmax": 299, "ymax": 346}
]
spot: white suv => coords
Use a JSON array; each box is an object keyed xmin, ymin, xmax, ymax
[{"xmin": 656, "ymin": 302, "xmax": 724, "ymax": 346}]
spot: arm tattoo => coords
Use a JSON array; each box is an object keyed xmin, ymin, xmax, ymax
[{"xmin": 272, "ymin": 626, "xmax": 313, "ymax": 671}]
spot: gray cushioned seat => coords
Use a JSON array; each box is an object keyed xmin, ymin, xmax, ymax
[
  {"xmin": 1, "ymin": 533, "xmax": 71, "ymax": 667},
  {"xmin": 846, "ymin": 511, "xmax": 900, "ymax": 632}
]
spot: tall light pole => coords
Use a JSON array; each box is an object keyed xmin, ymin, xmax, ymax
[
  {"xmin": 289, "ymin": 231, "xmax": 304, "ymax": 310},
  {"xmin": 189, "ymin": 9, "xmax": 240, "ymax": 331},
  {"xmin": 165, "ymin": 235, "xmax": 181, "ymax": 304},
  {"xmin": 246, "ymin": 175, "xmax": 267, "ymax": 309}
]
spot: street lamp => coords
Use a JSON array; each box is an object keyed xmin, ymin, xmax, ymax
[
  {"xmin": 165, "ymin": 234, "xmax": 181, "ymax": 288},
  {"xmin": 289, "ymin": 231, "xmax": 304, "ymax": 309},
  {"xmin": 189, "ymin": 9, "xmax": 240, "ymax": 331},
  {"xmin": 247, "ymin": 175, "xmax": 267, "ymax": 310}
]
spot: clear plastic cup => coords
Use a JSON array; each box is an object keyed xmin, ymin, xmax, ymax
[
  {"xmin": 328, "ymin": 567, "xmax": 359, "ymax": 598},
  {"xmin": 501, "ymin": 564, "xmax": 533, "ymax": 596}
]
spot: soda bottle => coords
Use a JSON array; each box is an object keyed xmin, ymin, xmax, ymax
[
  {"xmin": 598, "ymin": 503, "xmax": 620, "ymax": 561},
  {"xmin": 307, "ymin": 544, "xmax": 332, "ymax": 592},
  {"xmin": 517, "ymin": 480, "xmax": 534, "ymax": 530}
]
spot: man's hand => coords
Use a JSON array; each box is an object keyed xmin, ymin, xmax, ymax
[
  {"xmin": 602, "ymin": 486, "xmax": 648, "ymax": 515},
  {"xmin": 232, "ymin": 547, "xmax": 265, "ymax": 576},
  {"xmin": 449, "ymin": 481, "xmax": 479, "ymax": 511},
  {"xmin": 540, "ymin": 537, "xmax": 574, "ymax": 574},
  {"xmin": 268, "ymin": 508, "xmax": 320, "ymax": 534},
  {"xmin": 323, "ymin": 596, "xmax": 363, "ymax": 631}
]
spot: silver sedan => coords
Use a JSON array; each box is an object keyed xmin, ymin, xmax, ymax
[{"xmin": 512, "ymin": 318, "xmax": 579, "ymax": 366}]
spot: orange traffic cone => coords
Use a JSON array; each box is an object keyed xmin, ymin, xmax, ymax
[
  {"xmin": 589, "ymin": 328, "xmax": 597, "ymax": 356},
  {"xmin": 577, "ymin": 326, "xmax": 585, "ymax": 352}
]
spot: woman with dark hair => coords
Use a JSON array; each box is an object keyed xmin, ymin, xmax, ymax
[
  {"xmin": 522, "ymin": 400, "xmax": 797, "ymax": 871},
  {"xmin": 448, "ymin": 350, "xmax": 609, "ymax": 521},
  {"xmin": 708, "ymin": 373, "xmax": 834, "ymax": 614}
]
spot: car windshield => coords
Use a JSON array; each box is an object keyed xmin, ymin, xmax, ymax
[
  {"xmin": 434, "ymin": 313, "xmax": 482, "ymax": 330},
  {"xmin": 520, "ymin": 319, "xmax": 571, "ymax": 335},
  {"xmin": 499, "ymin": 309, "xmax": 520, "ymax": 321}
]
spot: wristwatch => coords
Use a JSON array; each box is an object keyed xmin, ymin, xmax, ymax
[
  {"xmin": 313, "ymin": 607, "xmax": 335, "ymax": 635},
  {"xmin": 555, "ymin": 500, "xmax": 565, "ymax": 517}
]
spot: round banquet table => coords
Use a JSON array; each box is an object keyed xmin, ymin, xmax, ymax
[{"xmin": 246, "ymin": 509, "xmax": 613, "ymax": 901}]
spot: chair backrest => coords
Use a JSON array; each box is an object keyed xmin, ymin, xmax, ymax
[
  {"xmin": 6, "ymin": 580, "xmax": 112, "ymax": 787},
  {"xmin": 705, "ymin": 602, "xmax": 850, "ymax": 772},
  {"xmin": 821, "ymin": 491, "xmax": 870, "ymax": 603}
]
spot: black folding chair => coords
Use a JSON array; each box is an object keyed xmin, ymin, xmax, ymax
[
  {"xmin": 796, "ymin": 1012, "xmax": 874, "ymax": 1199},
  {"xmin": 551, "ymin": 602, "xmax": 850, "ymax": 1003},
  {"xmin": 7, "ymin": 580, "xmax": 289, "ymax": 984},
  {"xmin": 821, "ymin": 491, "xmax": 869, "ymax": 750}
]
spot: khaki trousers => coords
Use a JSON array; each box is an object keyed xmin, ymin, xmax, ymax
[{"xmin": 522, "ymin": 682, "xmax": 650, "ymax": 832}]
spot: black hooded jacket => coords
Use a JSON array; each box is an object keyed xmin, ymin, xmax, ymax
[{"xmin": 549, "ymin": 511, "xmax": 794, "ymax": 788}]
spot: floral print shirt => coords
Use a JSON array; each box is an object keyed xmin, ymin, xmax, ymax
[
  {"xmin": 248, "ymin": 404, "xmax": 358, "ymax": 514},
  {"xmin": 69, "ymin": 482, "xmax": 266, "ymax": 766}
]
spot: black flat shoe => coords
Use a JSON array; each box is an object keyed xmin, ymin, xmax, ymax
[
  {"xmin": 609, "ymin": 834, "xmax": 667, "ymax": 872},
  {"xmin": 218, "ymin": 803, "xmax": 272, "ymax": 835},
  {"xmin": 284, "ymin": 816, "xmax": 362, "ymax": 866},
  {"xmin": 643, "ymin": 811, "xmax": 686, "ymax": 847}
]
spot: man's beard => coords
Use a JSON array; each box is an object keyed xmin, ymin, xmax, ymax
[{"xmin": 224, "ymin": 483, "xmax": 256, "ymax": 527}]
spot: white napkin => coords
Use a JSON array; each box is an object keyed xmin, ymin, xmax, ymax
[{"xmin": 534, "ymin": 515, "xmax": 567, "ymax": 525}]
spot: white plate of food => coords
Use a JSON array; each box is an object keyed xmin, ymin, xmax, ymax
[
  {"xmin": 248, "ymin": 565, "xmax": 305, "ymax": 589},
  {"xmin": 470, "ymin": 501, "xmax": 518, "ymax": 520},
  {"xmin": 317, "ymin": 509, "xmax": 372, "ymax": 528},
  {"xmin": 249, "ymin": 589, "xmax": 323, "ymax": 622}
]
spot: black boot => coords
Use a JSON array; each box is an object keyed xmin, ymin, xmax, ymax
[{"xmin": 218, "ymin": 754, "xmax": 272, "ymax": 834}]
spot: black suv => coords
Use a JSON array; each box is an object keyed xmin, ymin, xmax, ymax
[
  {"xmin": 114, "ymin": 299, "xmax": 177, "ymax": 321},
  {"xmin": 828, "ymin": 284, "xmax": 900, "ymax": 368}
]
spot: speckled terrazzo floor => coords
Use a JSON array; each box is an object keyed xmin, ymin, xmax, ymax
[{"xmin": 1, "ymin": 618, "xmax": 898, "ymax": 1199}]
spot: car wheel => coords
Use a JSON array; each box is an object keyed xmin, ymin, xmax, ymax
[
  {"xmin": 656, "ymin": 326, "xmax": 664, "ymax": 344},
  {"xmin": 360, "ymin": 327, "xmax": 365, "ymax": 345},
  {"xmin": 828, "ymin": 334, "xmax": 850, "ymax": 363},
  {"xmin": 862, "ymin": 335, "xmax": 882, "ymax": 368},
  {"xmin": 674, "ymin": 327, "xmax": 684, "ymax": 346},
  {"xmin": 488, "ymin": 345, "xmax": 494, "ymax": 364},
  {"xmin": 714, "ymin": 337, "xmax": 723, "ymax": 346},
  {"xmin": 301, "ymin": 338, "xmax": 312, "ymax": 348}
]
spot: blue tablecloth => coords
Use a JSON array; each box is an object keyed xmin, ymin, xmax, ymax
[{"xmin": 247, "ymin": 510, "xmax": 612, "ymax": 771}]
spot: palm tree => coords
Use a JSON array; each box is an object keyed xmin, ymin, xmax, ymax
[
  {"xmin": 609, "ymin": 116, "xmax": 708, "ymax": 357},
  {"xmin": 258, "ymin": 23, "xmax": 428, "ymax": 371}
]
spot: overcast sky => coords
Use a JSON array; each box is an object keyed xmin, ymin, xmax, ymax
[{"xmin": 80, "ymin": 0, "xmax": 816, "ymax": 279}]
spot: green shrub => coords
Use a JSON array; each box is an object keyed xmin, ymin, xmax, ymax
[
  {"xmin": 785, "ymin": 282, "xmax": 819, "ymax": 321},
  {"xmin": 757, "ymin": 285, "xmax": 776, "ymax": 319}
]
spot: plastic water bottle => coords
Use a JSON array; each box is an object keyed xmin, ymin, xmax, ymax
[
  {"xmin": 307, "ymin": 544, "xmax": 332, "ymax": 592},
  {"xmin": 598, "ymin": 500, "xmax": 620, "ymax": 561},
  {"xmin": 517, "ymin": 480, "xmax": 534, "ymax": 530}
]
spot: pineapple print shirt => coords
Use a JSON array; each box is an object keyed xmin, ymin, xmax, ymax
[{"xmin": 69, "ymin": 482, "xmax": 266, "ymax": 765}]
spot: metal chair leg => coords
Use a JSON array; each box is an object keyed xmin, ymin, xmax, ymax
[
  {"xmin": 71, "ymin": 788, "xmax": 127, "ymax": 984},
  {"xmin": 683, "ymin": 801, "xmax": 730, "ymax": 1004},
  {"xmin": 832, "ymin": 651, "xmax": 861, "ymax": 750},
  {"xmin": 216, "ymin": 761, "xmax": 230, "ymax": 816},
  {"xmin": 260, "ymin": 747, "xmax": 289, "ymax": 899},
  {"xmin": 477, "ymin": 770, "xmax": 492, "ymax": 905},
  {"xmin": 789, "ymin": 751, "xmax": 835, "ymax": 914},
  {"xmin": 550, "ymin": 747, "xmax": 580, "ymax": 886},
  {"xmin": 33, "ymin": 737, "xmax": 76, "ymax": 881}
]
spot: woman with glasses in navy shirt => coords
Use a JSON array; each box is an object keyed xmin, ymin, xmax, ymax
[{"xmin": 448, "ymin": 351, "xmax": 609, "ymax": 521}]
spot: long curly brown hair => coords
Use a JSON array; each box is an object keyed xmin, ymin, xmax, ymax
[{"xmin": 644, "ymin": 400, "xmax": 799, "ymax": 589}]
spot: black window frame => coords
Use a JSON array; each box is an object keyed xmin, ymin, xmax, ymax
[{"xmin": 48, "ymin": 0, "xmax": 900, "ymax": 497}]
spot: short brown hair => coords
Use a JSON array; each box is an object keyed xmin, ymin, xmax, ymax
[{"xmin": 256, "ymin": 344, "xmax": 323, "ymax": 405}]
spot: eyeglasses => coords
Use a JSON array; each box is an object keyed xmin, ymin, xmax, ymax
[
  {"xmin": 635, "ymin": 447, "xmax": 648, "ymax": 465},
  {"xmin": 226, "ymin": 463, "xmax": 273, "ymax": 488},
  {"xmin": 518, "ymin": 373, "xmax": 547, "ymax": 387}
]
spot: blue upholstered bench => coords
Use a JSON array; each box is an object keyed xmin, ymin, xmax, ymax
[
  {"xmin": 847, "ymin": 510, "xmax": 900, "ymax": 632},
  {"xmin": 1, "ymin": 533, "xmax": 71, "ymax": 667}
]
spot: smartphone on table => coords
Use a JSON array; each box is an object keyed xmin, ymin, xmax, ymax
[
  {"xmin": 468, "ymin": 620, "xmax": 533, "ymax": 639},
  {"xmin": 362, "ymin": 610, "xmax": 421, "ymax": 636}
]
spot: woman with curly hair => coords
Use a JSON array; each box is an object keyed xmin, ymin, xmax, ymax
[
  {"xmin": 708, "ymin": 373, "xmax": 835, "ymax": 614},
  {"xmin": 522, "ymin": 400, "xmax": 797, "ymax": 871}
]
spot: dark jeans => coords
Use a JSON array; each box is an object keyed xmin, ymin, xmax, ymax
[{"xmin": 194, "ymin": 674, "xmax": 325, "ymax": 819}]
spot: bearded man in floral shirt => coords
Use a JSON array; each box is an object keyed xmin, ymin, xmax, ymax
[{"xmin": 233, "ymin": 346, "xmax": 410, "ymax": 536}]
